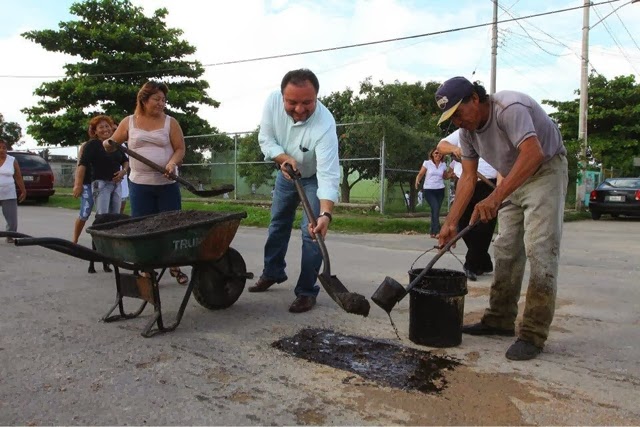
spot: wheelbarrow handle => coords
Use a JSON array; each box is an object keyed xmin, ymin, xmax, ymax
[{"xmin": 14, "ymin": 236, "xmax": 136, "ymax": 268}]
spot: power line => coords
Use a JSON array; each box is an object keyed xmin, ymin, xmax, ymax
[
  {"xmin": 0, "ymin": 0, "xmax": 624, "ymax": 80},
  {"xmin": 496, "ymin": 2, "xmax": 570, "ymax": 57},
  {"xmin": 470, "ymin": 0, "xmax": 523, "ymax": 77},
  {"xmin": 592, "ymin": 5, "xmax": 640, "ymax": 74},
  {"xmin": 609, "ymin": 2, "xmax": 640, "ymax": 53}
]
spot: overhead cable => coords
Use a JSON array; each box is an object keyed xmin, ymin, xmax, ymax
[{"xmin": 0, "ymin": 0, "xmax": 623, "ymax": 80}]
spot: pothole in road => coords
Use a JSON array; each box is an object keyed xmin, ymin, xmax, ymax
[{"xmin": 272, "ymin": 328, "xmax": 460, "ymax": 394}]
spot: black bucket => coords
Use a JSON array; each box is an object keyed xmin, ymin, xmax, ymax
[{"xmin": 408, "ymin": 268, "xmax": 468, "ymax": 348}]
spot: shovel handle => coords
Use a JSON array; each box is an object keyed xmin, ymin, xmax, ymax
[
  {"xmin": 283, "ymin": 164, "xmax": 332, "ymax": 275},
  {"xmin": 107, "ymin": 140, "xmax": 186, "ymax": 184}
]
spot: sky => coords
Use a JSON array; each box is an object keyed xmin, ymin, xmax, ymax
[{"xmin": 1, "ymin": 0, "xmax": 639, "ymax": 156}]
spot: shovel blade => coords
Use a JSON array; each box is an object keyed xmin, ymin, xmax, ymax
[
  {"xmin": 191, "ymin": 184, "xmax": 235, "ymax": 198},
  {"xmin": 318, "ymin": 273, "xmax": 370, "ymax": 317}
]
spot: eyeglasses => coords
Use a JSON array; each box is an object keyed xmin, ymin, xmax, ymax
[{"xmin": 150, "ymin": 95, "xmax": 167, "ymax": 104}]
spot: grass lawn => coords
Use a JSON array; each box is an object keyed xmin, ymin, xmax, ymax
[{"xmin": 47, "ymin": 187, "xmax": 590, "ymax": 235}]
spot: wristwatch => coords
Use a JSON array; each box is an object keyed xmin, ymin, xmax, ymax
[{"xmin": 319, "ymin": 211, "xmax": 333, "ymax": 223}]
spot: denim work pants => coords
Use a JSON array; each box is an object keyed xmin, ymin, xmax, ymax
[
  {"xmin": 482, "ymin": 154, "xmax": 568, "ymax": 347},
  {"xmin": 128, "ymin": 181, "xmax": 181, "ymax": 217},
  {"xmin": 261, "ymin": 172, "xmax": 321, "ymax": 298},
  {"xmin": 423, "ymin": 188, "xmax": 445, "ymax": 235},
  {"xmin": 93, "ymin": 180, "xmax": 122, "ymax": 215}
]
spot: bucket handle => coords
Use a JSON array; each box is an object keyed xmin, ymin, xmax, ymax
[{"xmin": 410, "ymin": 245, "xmax": 465, "ymax": 271}]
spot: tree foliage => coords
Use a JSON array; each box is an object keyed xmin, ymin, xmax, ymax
[
  {"xmin": 321, "ymin": 78, "xmax": 443, "ymax": 205},
  {"xmin": 544, "ymin": 74, "xmax": 640, "ymax": 177},
  {"xmin": 21, "ymin": 0, "xmax": 221, "ymax": 164},
  {"xmin": 236, "ymin": 128, "xmax": 277, "ymax": 187},
  {"xmin": 0, "ymin": 114, "xmax": 22, "ymax": 149}
]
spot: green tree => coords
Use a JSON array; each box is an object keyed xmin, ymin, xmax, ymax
[
  {"xmin": 320, "ymin": 88, "xmax": 382, "ymax": 203},
  {"xmin": 544, "ymin": 74, "xmax": 640, "ymax": 178},
  {"xmin": 21, "ymin": 0, "xmax": 222, "ymax": 166},
  {"xmin": 322, "ymin": 79, "xmax": 443, "ymax": 206},
  {"xmin": 0, "ymin": 114, "xmax": 22, "ymax": 149},
  {"xmin": 236, "ymin": 128, "xmax": 277, "ymax": 187}
]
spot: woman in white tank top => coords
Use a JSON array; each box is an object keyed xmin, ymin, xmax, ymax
[
  {"xmin": 103, "ymin": 81, "xmax": 188, "ymax": 285},
  {"xmin": 0, "ymin": 139, "xmax": 27, "ymax": 242},
  {"xmin": 415, "ymin": 147, "xmax": 447, "ymax": 237}
]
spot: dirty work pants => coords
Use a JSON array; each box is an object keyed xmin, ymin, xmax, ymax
[{"xmin": 482, "ymin": 154, "xmax": 568, "ymax": 347}]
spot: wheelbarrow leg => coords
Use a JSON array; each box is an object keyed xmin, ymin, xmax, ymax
[
  {"xmin": 102, "ymin": 266, "xmax": 148, "ymax": 322},
  {"xmin": 141, "ymin": 272, "xmax": 196, "ymax": 338}
]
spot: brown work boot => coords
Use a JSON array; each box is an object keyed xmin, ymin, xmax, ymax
[
  {"xmin": 288, "ymin": 296, "xmax": 316, "ymax": 313},
  {"xmin": 248, "ymin": 277, "xmax": 283, "ymax": 293}
]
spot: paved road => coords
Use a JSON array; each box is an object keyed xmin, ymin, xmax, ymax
[{"xmin": 1, "ymin": 206, "xmax": 639, "ymax": 425}]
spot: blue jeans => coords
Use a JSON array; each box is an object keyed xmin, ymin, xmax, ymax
[
  {"xmin": 93, "ymin": 180, "xmax": 121, "ymax": 215},
  {"xmin": 128, "ymin": 181, "xmax": 181, "ymax": 217},
  {"xmin": 261, "ymin": 172, "xmax": 321, "ymax": 297},
  {"xmin": 78, "ymin": 184, "xmax": 94, "ymax": 220},
  {"xmin": 423, "ymin": 188, "xmax": 445, "ymax": 235}
]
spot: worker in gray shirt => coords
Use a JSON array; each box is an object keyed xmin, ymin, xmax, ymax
[{"xmin": 435, "ymin": 76, "xmax": 568, "ymax": 361}]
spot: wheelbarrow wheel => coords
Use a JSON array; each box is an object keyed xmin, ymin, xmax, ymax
[{"xmin": 192, "ymin": 247, "xmax": 246, "ymax": 310}]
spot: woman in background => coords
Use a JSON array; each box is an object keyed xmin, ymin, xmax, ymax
[
  {"xmin": 0, "ymin": 139, "xmax": 27, "ymax": 243},
  {"xmin": 73, "ymin": 115, "xmax": 128, "ymax": 215},
  {"xmin": 415, "ymin": 148, "xmax": 447, "ymax": 238}
]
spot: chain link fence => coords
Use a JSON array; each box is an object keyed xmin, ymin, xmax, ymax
[{"xmin": 25, "ymin": 122, "xmax": 450, "ymax": 215}]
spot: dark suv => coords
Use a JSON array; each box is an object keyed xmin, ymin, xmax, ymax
[{"xmin": 9, "ymin": 151, "xmax": 55, "ymax": 203}]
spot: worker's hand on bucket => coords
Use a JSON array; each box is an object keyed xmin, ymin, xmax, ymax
[{"xmin": 437, "ymin": 222, "xmax": 458, "ymax": 248}]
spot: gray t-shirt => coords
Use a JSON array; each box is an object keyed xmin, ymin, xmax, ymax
[{"xmin": 459, "ymin": 90, "xmax": 566, "ymax": 177}]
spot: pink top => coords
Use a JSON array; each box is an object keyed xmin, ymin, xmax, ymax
[{"xmin": 127, "ymin": 115, "xmax": 176, "ymax": 185}]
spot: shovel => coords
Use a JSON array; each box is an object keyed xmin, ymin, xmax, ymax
[
  {"xmin": 283, "ymin": 164, "xmax": 370, "ymax": 317},
  {"xmin": 371, "ymin": 199, "xmax": 510, "ymax": 313},
  {"xmin": 108, "ymin": 140, "xmax": 234, "ymax": 198}
]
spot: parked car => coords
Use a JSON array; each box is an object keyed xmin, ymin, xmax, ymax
[
  {"xmin": 9, "ymin": 151, "xmax": 55, "ymax": 203},
  {"xmin": 589, "ymin": 177, "xmax": 640, "ymax": 220}
]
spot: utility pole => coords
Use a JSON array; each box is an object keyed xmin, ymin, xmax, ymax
[
  {"xmin": 490, "ymin": 0, "xmax": 498, "ymax": 94},
  {"xmin": 576, "ymin": 0, "xmax": 590, "ymax": 210}
]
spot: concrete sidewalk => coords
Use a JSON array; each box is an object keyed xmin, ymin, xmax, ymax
[{"xmin": 0, "ymin": 206, "xmax": 638, "ymax": 425}]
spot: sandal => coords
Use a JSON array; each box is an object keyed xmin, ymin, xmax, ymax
[{"xmin": 170, "ymin": 268, "xmax": 189, "ymax": 286}]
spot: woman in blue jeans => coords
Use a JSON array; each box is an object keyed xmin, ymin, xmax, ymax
[
  {"xmin": 415, "ymin": 148, "xmax": 447, "ymax": 237},
  {"xmin": 73, "ymin": 115, "xmax": 128, "ymax": 215},
  {"xmin": 104, "ymin": 81, "xmax": 188, "ymax": 285}
]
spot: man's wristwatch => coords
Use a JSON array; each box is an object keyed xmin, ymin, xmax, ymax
[{"xmin": 319, "ymin": 211, "xmax": 333, "ymax": 223}]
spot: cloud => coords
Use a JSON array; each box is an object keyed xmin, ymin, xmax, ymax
[{"xmin": 1, "ymin": 0, "xmax": 639, "ymax": 150}]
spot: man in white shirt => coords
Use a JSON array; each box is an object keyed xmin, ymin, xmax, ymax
[
  {"xmin": 248, "ymin": 69, "xmax": 340, "ymax": 314},
  {"xmin": 438, "ymin": 129, "xmax": 498, "ymax": 281}
]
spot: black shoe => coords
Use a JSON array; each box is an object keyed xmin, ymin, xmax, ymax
[
  {"xmin": 462, "ymin": 322, "xmax": 515, "ymax": 336},
  {"xmin": 288, "ymin": 295, "xmax": 316, "ymax": 313},
  {"xmin": 464, "ymin": 268, "xmax": 477, "ymax": 281},
  {"xmin": 505, "ymin": 339, "xmax": 543, "ymax": 360}
]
